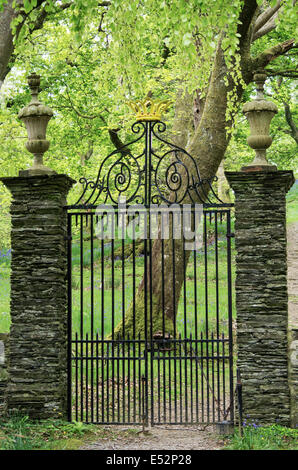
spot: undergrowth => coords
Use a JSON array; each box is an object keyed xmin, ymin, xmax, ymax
[
  {"xmin": 225, "ymin": 421, "xmax": 298, "ymax": 450},
  {"xmin": 0, "ymin": 413, "xmax": 138, "ymax": 450}
]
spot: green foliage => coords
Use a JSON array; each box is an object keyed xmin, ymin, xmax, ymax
[
  {"xmin": 225, "ymin": 423, "xmax": 298, "ymax": 450},
  {"xmin": 225, "ymin": 82, "xmax": 298, "ymax": 173},
  {"xmin": 0, "ymin": 0, "xmax": 296, "ymax": 250},
  {"xmin": 105, "ymin": 0, "xmax": 245, "ymax": 95},
  {"xmin": 0, "ymin": 413, "xmax": 95, "ymax": 450}
]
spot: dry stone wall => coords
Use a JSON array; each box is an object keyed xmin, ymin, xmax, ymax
[
  {"xmin": 0, "ymin": 174, "xmax": 75, "ymax": 419},
  {"xmin": 225, "ymin": 170, "xmax": 294, "ymax": 426}
]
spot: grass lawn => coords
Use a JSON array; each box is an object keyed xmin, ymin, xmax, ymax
[
  {"xmin": 0, "ymin": 252, "xmax": 10, "ymax": 333},
  {"xmin": 70, "ymin": 236, "xmax": 235, "ymax": 340},
  {"xmin": 286, "ymin": 179, "xmax": 298, "ymax": 225},
  {"xmin": 0, "ymin": 214, "xmax": 236, "ymax": 337}
]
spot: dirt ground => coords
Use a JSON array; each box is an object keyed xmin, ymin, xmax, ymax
[
  {"xmin": 81, "ymin": 222, "xmax": 297, "ymax": 451},
  {"xmin": 80, "ymin": 425, "xmax": 224, "ymax": 450}
]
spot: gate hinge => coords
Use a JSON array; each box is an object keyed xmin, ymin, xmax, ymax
[
  {"xmin": 64, "ymin": 235, "xmax": 73, "ymax": 241},
  {"xmin": 226, "ymin": 232, "xmax": 235, "ymax": 238}
]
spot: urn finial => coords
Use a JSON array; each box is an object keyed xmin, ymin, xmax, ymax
[
  {"xmin": 18, "ymin": 73, "xmax": 56, "ymax": 176},
  {"xmin": 241, "ymin": 69, "xmax": 278, "ymax": 172}
]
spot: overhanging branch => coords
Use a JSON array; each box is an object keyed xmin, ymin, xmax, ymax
[
  {"xmin": 252, "ymin": 39, "xmax": 295, "ymax": 69},
  {"xmin": 252, "ymin": 18, "xmax": 277, "ymax": 41},
  {"xmin": 253, "ymin": 0, "xmax": 282, "ymax": 34},
  {"xmin": 266, "ymin": 68, "xmax": 298, "ymax": 78}
]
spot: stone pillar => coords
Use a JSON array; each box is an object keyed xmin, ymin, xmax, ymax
[
  {"xmin": 225, "ymin": 170, "xmax": 294, "ymax": 426},
  {"xmin": 0, "ymin": 174, "xmax": 75, "ymax": 419}
]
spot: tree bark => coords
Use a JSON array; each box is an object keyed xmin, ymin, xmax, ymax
[
  {"xmin": 0, "ymin": 0, "xmax": 17, "ymax": 86},
  {"xmin": 217, "ymin": 160, "xmax": 231, "ymax": 203},
  {"xmin": 116, "ymin": 40, "xmax": 246, "ymax": 339},
  {"xmin": 0, "ymin": 1, "xmax": 71, "ymax": 88},
  {"xmin": 284, "ymin": 101, "xmax": 298, "ymax": 145}
]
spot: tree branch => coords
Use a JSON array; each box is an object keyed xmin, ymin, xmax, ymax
[
  {"xmin": 253, "ymin": 0, "xmax": 282, "ymax": 34},
  {"xmin": 28, "ymin": 6, "xmax": 47, "ymax": 34},
  {"xmin": 266, "ymin": 68, "xmax": 298, "ymax": 78},
  {"xmin": 252, "ymin": 17, "xmax": 277, "ymax": 41},
  {"xmin": 62, "ymin": 87, "xmax": 108, "ymax": 120},
  {"xmin": 283, "ymin": 101, "xmax": 298, "ymax": 144},
  {"xmin": 80, "ymin": 141, "xmax": 94, "ymax": 166},
  {"xmin": 62, "ymin": 88, "xmax": 131, "ymax": 153},
  {"xmin": 28, "ymin": 1, "xmax": 72, "ymax": 34},
  {"xmin": 237, "ymin": 0, "xmax": 259, "ymax": 49},
  {"xmin": 252, "ymin": 38, "xmax": 295, "ymax": 69}
]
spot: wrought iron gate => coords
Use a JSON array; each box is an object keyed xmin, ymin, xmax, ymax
[{"xmin": 66, "ymin": 114, "xmax": 235, "ymax": 426}]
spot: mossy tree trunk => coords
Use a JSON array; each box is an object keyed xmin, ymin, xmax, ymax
[{"xmin": 116, "ymin": 2, "xmax": 295, "ymax": 338}]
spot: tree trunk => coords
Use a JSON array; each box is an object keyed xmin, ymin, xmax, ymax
[
  {"xmin": 115, "ymin": 41, "xmax": 245, "ymax": 339},
  {"xmin": 0, "ymin": 0, "xmax": 17, "ymax": 87},
  {"xmin": 217, "ymin": 160, "xmax": 231, "ymax": 203}
]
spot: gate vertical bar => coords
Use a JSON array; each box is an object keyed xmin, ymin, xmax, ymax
[
  {"xmin": 227, "ymin": 209, "xmax": 234, "ymax": 423},
  {"xmin": 80, "ymin": 214, "xmax": 84, "ymax": 421},
  {"xmin": 90, "ymin": 213, "xmax": 94, "ymax": 422},
  {"xmin": 147, "ymin": 122, "xmax": 154, "ymax": 426},
  {"xmin": 204, "ymin": 211, "xmax": 210, "ymax": 421},
  {"xmin": 67, "ymin": 212, "xmax": 72, "ymax": 422},
  {"xmin": 144, "ymin": 121, "xmax": 150, "ymax": 427}
]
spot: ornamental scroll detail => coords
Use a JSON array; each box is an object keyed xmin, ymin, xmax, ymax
[{"xmin": 73, "ymin": 120, "xmax": 224, "ymax": 208}]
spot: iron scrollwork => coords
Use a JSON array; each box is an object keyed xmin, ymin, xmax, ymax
[{"xmin": 72, "ymin": 120, "xmax": 225, "ymax": 207}]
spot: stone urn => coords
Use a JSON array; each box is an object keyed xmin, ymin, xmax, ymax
[
  {"xmin": 18, "ymin": 73, "xmax": 56, "ymax": 176},
  {"xmin": 242, "ymin": 70, "xmax": 278, "ymax": 171}
]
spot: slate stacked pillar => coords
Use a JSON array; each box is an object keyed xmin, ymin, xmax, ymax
[
  {"xmin": 0, "ymin": 174, "xmax": 75, "ymax": 419},
  {"xmin": 225, "ymin": 170, "xmax": 294, "ymax": 426}
]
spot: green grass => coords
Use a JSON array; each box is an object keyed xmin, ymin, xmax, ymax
[
  {"xmin": 225, "ymin": 423, "xmax": 298, "ymax": 450},
  {"xmin": 0, "ymin": 223, "xmax": 235, "ymax": 338},
  {"xmin": 70, "ymin": 236, "xmax": 235, "ymax": 340},
  {"xmin": 287, "ymin": 180, "xmax": 298, "ymax": 225},
  {"xmin": 0, "ymin": 412, "xmax": 139, "ymax": 450},
  {"xmin": 0, "ymin": 259, "xmax": 10, "ymax": 333}
]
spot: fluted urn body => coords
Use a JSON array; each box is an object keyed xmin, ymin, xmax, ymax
[
  {"xmin": 18, "ymin": 73, "xmax": 56, "ymax": 176},
  {"xmin": 242, "ymin": 70, "xmax": 278, "ymax": 171}
]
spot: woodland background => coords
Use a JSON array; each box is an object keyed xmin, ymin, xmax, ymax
[{"xmin": 0, "ymin": 0, "xmax": 297, "ymax": 249}]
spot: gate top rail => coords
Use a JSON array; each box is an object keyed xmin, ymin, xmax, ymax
[{"xmin": 68, "ymin": 118, "xmax": 229, "ymax": 209}]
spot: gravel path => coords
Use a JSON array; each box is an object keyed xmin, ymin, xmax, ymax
[{"xmin": 80, "ymin": 425, "xmax": 223, "ymax": 450}]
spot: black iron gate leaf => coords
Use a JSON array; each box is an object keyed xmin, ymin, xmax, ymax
[{"xmin": 66, "ymin": 118, "xmax": 234, "ymax": 426}]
